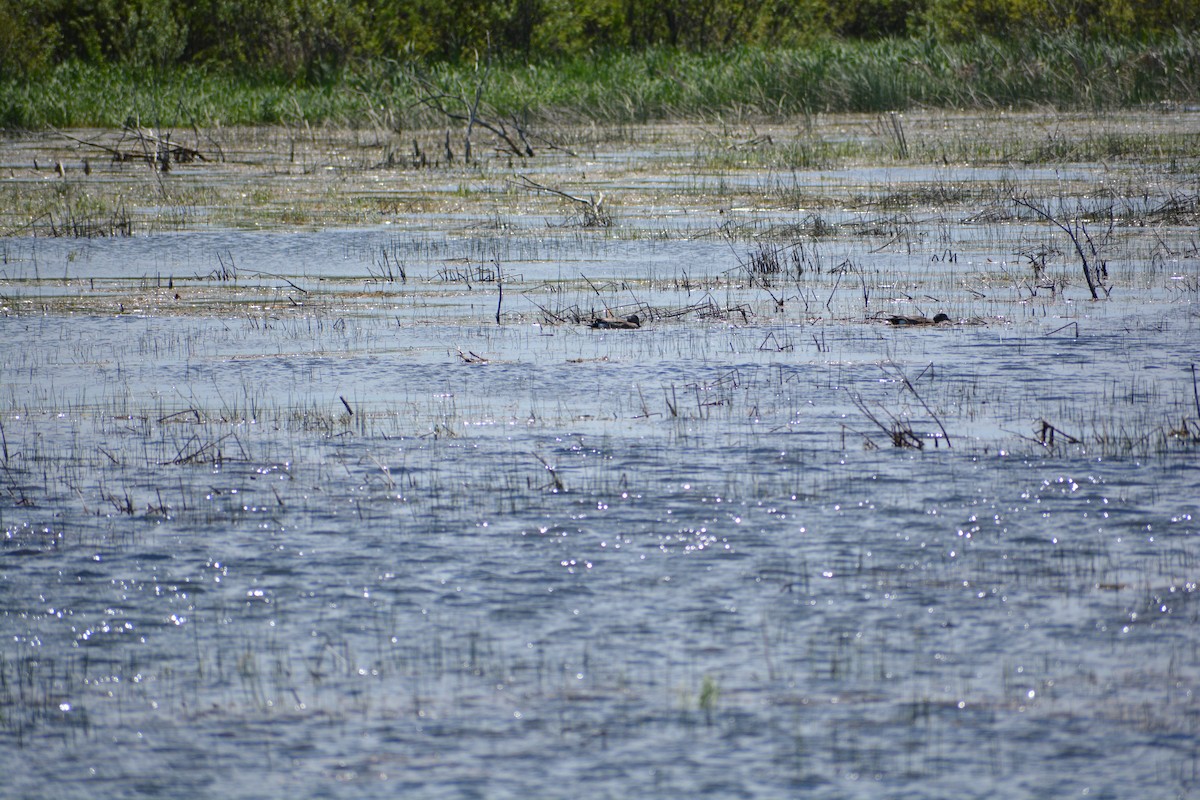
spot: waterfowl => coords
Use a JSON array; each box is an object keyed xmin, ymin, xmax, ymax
[
  {"xmin": 886, "ymin": 312, "xmax": 951, "ymax": 326},
  {"xmin": 589, "ymin": 314, "xmax": 641, "ymax": 329}
]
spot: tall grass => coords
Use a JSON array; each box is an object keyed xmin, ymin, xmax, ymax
[{"xmin": 1, "ymin": 33, "xmax": 1197, "ymax": 129}]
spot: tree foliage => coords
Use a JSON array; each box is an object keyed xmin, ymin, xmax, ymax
[{"xmin": 2, "ymin": 0, "xmax": 1196, "ymax": 81}]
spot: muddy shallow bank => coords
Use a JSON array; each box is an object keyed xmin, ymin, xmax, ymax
[{"xmin": 2, "ymin": 111, "xmax": 1199, "ymax": 798}]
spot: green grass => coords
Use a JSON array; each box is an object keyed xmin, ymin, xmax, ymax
[{"xmin": 1, "ymin": 33, "xmax": 1198, "ymax": 130}]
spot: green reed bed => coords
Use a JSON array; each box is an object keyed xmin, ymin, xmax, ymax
[{"xmin": 3, "ymin": 33, "xmax": 1199, "ymax": 130}]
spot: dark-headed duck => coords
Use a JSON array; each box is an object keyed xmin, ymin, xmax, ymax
[
  {"xmin": 589, "ymin": 314, "xmax": 641, "ymax": 329},
  {"xmin": 886, "ymin": 313, "xmax": 951, "ymax": 326}
]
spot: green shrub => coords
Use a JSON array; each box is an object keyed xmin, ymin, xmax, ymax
[
  {"xmin": 920, "ymin": 0, "xmax": 1200, "ymax": 40},
  {"xmin": 1, "ymin": 0, "xmax": 1196, "ymax": 80},
  {"xmin": 0, "ymin": 0, "xmax": 59, "ymax": 79}
]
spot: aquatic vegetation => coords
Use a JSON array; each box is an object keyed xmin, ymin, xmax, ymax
[
  {"xmin": 1, "ymin": 111, "xmax": 1199, "ymax": 798},
  {"xmin": 4, "ymin": 33, "xmax": 1200, "ymax": 129}
]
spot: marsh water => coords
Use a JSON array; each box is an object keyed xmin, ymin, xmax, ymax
[{"xmin": 2, "ymin": 112, "xmax": 1199, "ymax": 798}]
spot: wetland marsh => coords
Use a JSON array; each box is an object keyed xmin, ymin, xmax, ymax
[{"xmin": 2, "ymin": 110, "xmax": 1199, "ymax": 798}]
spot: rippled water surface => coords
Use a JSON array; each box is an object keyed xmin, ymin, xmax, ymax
[{"xmin": 2, "ymin": 112, "xmax": 1199, "ymax": 798}]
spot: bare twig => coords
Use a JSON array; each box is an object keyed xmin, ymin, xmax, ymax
[
  {"xmin": 847, "ymin": 389, "xmax": 921, "ymax": 449},
  {"xmin": 522, "ymin": 294, "xmax": 567, "ymax": 324},
  {"xmin": 410, "ymin": 54, "xmax": 533, "ymax": 162},
  {"xmin": 240, "ymin": 269, "xmax": 309, "ymax": 295},
  {"xmin": 1013, "ymin": 195, "xmax": 1110, "ymax": 300},
  {"xmin": 1043, "ymin": 322, "xmax": 1079, "ymax": 338},
  {"xmin": 531, "ymin": 452, "xmax": 564, "ymax": 492},
  {"xmin": 1192, "ymin": 364, "xmax": 1200, "ymax": 420},
  {"xmin": 1036, "ymin": 419, "xmax": 1080, "ymax": 448},
  {"xmin": 456, "ymin": 348, "xmax": 489, "ymax": 364},
  {"xmin": 513, "ymin": 175, "xmax": 610, "ymax": 227},
  {"xmin": 495, "ymin": 255, "xmax": 503, "ymax": 324},
  {"xmin": 887, "ymin": 363, "xmax": 952, "ymax": 448},
  {"xmin": 165, "ymin": 433, "xmax": 232, "ymax": 465}
]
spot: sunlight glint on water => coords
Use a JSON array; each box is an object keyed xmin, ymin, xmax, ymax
[{"xmin": 2, "ymin": 114, "xmax": 1199, "ymax": 799}]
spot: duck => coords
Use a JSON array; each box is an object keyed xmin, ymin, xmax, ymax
[
  {"xmin": 589, "ymin": 314, "xmax": 641, "ymax": 329},
  {"xmin": 886, "ymin": 312, "xmax": 951, "ymax": 326}
]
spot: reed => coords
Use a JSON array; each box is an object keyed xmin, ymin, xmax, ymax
[
  {"xmin": 4, "ymin": 33, "xmax": 1198, "ymax": 129},
  {"xmin": 2, "ymin": 107, "xmax": 1199, "ymax": 799}
]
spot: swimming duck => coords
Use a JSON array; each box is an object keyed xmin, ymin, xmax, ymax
[
  {"xmin": 589, "ymin": 314, "xmax": 641, "ymax": 329},
  {"xmin": 886, "ymin": 313, "xmax": 951, "ymax": 326}
]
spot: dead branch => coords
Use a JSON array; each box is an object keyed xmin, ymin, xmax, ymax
[
  {"xmin": 513, "ymin": 175, "xmax": 610, "ymax": 227},
  {"xmin": 531, "ymin": 452, "xmax": 565, "ymax": 492},
  {"xmin": 410, "ymin": 57, "xmax": 533, "ymax": 162},
  {"xmin": 884, "ymin": 362, "xmax": 952, "ymax": 448},
  {"xmin": 1036, "ymin": 419, "xmax": 1080, "ymax": 448},
  {"xmin": 1013, "ymin": 195, "xmax": 1110, "ymax": 300},
  {"xmin": 847, "ymin": 389, "xmax": 923, "ymax": 449}
]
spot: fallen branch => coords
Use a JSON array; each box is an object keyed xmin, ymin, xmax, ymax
[
  {"xmin": 847, "ymin": 389, "xmax": 923, "ymax": 449},
  {"xmin": 52, "ymin": 125, "xmax": 206, "ymax": 167},
  {"xmin": 456, "ymin": 348, "xmax": 489, "ymax": 364},
  {"xmin": 531, "ymin": 452, "xmax": 565, "ymax": 492},
  {"xmin": 165, "ymin": 433, "xmax": 232, "ymax": 465},
  {"xmin": 522, "ymin": 294, "xmax": 567, "ymax": 324},
  {"xmin": 514, "ymin": 175, "xmax": 610, "ymax": 227},
  {"xmin": 1036, "ymin": 419, "xmax": 1080, "ymax": 448},
  {"xmin": 1013, "ymin": 195, "xmax": 1110, "ymax": 300},
  {"xmin": 410, "ymin": 57, "xmax": 533, "ymax": 161},
  {"xmin": 885, "ymin": 362, "xmax": 952, "ymax": 448}
]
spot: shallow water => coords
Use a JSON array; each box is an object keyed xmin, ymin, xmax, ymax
[{"xmin": 2, "ymin": 113, "xmax": 1199, "ymax": 798}]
